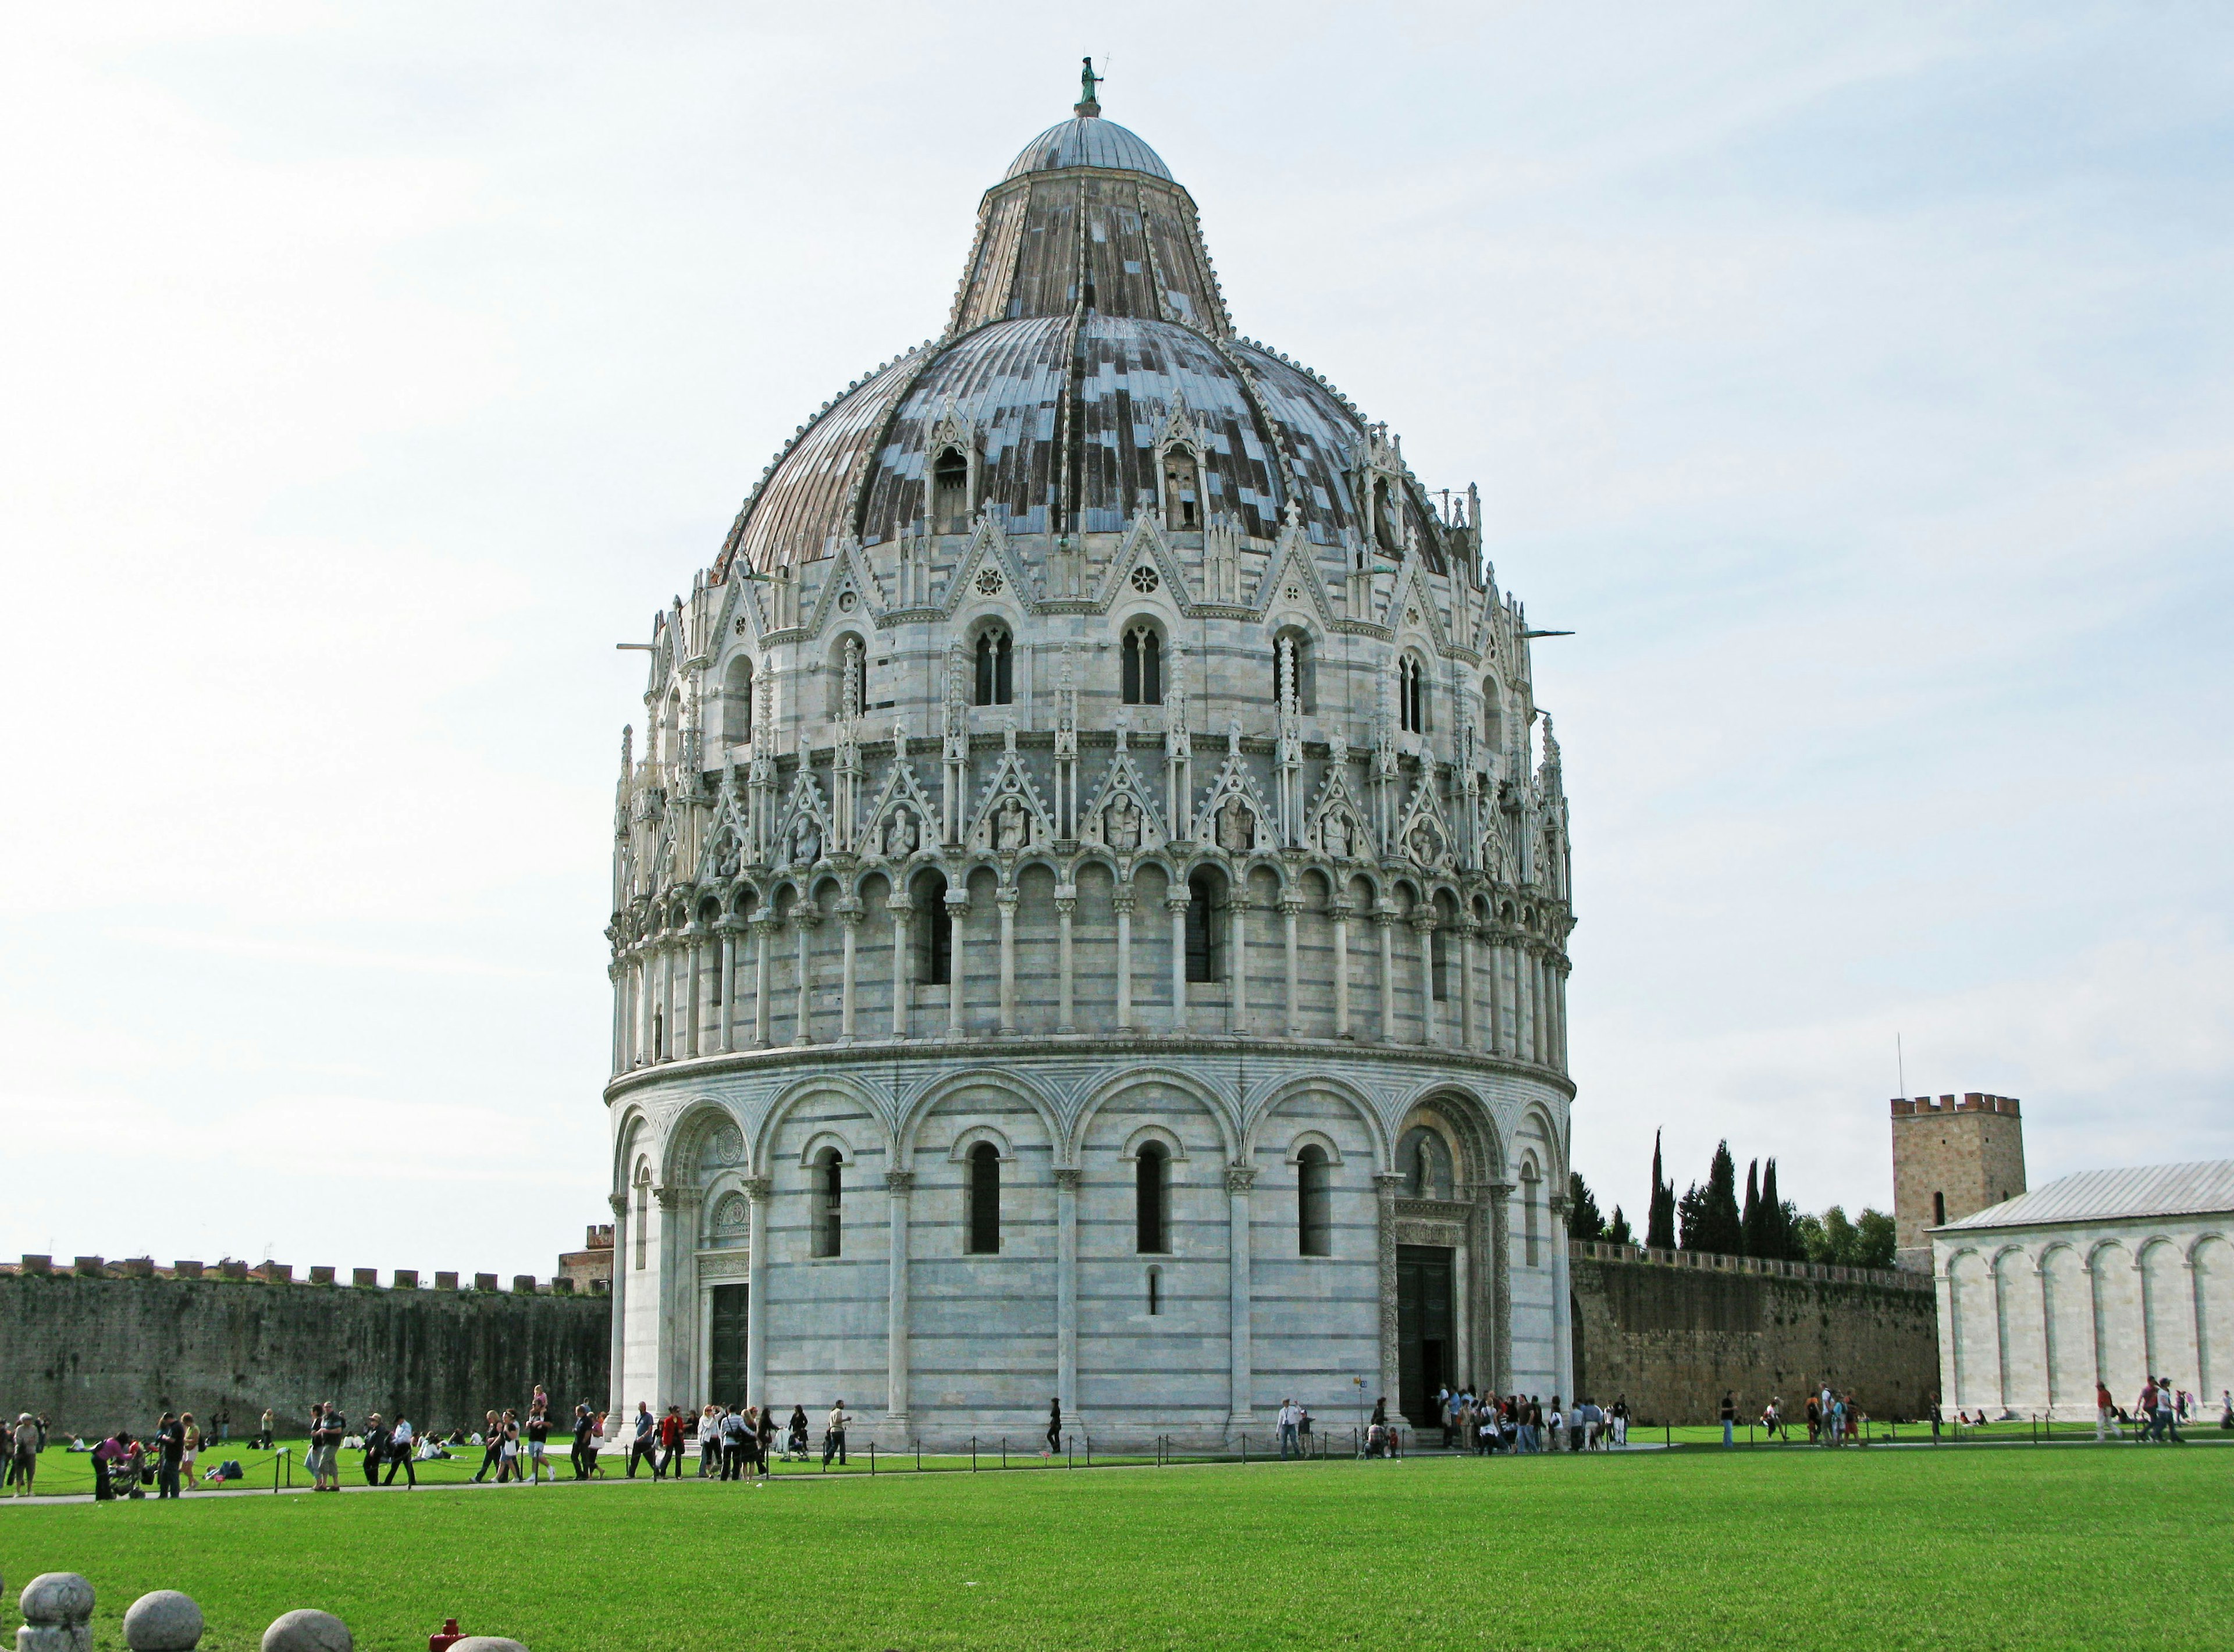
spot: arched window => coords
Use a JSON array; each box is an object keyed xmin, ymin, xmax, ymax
[
  {"xmin": 633, "ymin": 1166, "xmax": 650, "ymax": 1270},
  {"xmin": 1146, "ymin": 1265, "xmax": 1162, "ymax": 1316},
  {"xmin": 1121, "ymin": 624, "xmax": 1162, "ymax": 706},
  {"xmin": 917, "ymin": 871, "xmax": 952, "ymax": 986},
  {"xmin": 974, "ymin": 626, "xmax": 1012, "ymax": 706},
  {"xmin": 1185, "ymin": 871, "xmax": 1221, "ymax": 983},
  {"xmin": 652, "ymin": 1008, "xmax": 665, "ymax": 1060},
  {"xmin": 1399, "ymin": 657, "xmax": 1428, "ymax": 734},
  {"xmin": 723, "ymin": 654, "xmax": 754, "ymax": 748},
  {"xmin": 1429, "ymin": 922, "xmax": 1449, "ymax": 1002},
  {"xmin": 1521, "ymin": 1166, "xmax": 1540, "ymax": 1266},
  {"xmin": 931, "ymin": 446, "xmax": 970, "ymax": 534},
  {"xmin": 1479, "ymin": 675, "xmax": 1504, "ymax": 757},
  {"xmin": 967, "ymin": 1141, "xmax": 1002, "ymax": 1255},
  {"xmin": 812, "ymin": 1147, "xmax": 843, "ymax": 1258},
  {"xmin": 1162, "ymin": 448, "xmax": 1201, "ymax": 528},
  {"xmin": 1398, "ymin": 1126, "xmax": 1454, "ymax": 1201},
  {"xmin": 1297, "ymin": 1145, "xmax": 1332, "ymax": 1257},
  {"xmin": 1136, "ymin": 1141, "xmax": 1170, "ymax": 1254}
]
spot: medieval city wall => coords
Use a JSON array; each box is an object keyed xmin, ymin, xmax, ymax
[
  {"xmin": 1570, "ymin": 1244, "xmax": 1938, "ymax": 1425},
  {"xmin": 0, "ymin": 1273, "xmax": 609, "ymax": 1436}
]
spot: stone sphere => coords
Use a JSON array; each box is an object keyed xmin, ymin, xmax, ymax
[
  {"xmin": 261, "ymin": 1610, "xmax": 351, "ymax": 1652},
  {"xmin": 124, "ymin": 1591, "xmax": 204, "ymax": 1651},
  {"xmin": 20, "ymin": 1573, "xmax": 95, "ymax": 1626},
  {"xmin": 450, "ymin": 1639, "xmax": 528, "ymax": 1651}
]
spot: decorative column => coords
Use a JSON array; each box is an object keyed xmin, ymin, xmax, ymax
[
  {"xmin": 1458, "ymin": 920, "xmax": 1477, "ymax": 1050},
  {"xmin": 1487, "ymin": 934, "xmax": 1506, "ymax": 1056},
  {"xmin": 716, "ymin": 921, "xmax": 738, "ymax": 1055},
  {"xmin": 744, "ymin": 1176, "xmax": 772, "ymax": 1406},
  {"xmin": 1055, "ymin": 1167, "xmax": 1082, "ymax": 1415},
  {"xmin": 609, "ymin": 962, "xmax": 626, "ymax": 1074},
  {"xmin": 1168, "ymin": 893, "xmax": 1191, "ymax": 1034},
  {"xmin": 885, "ymin": 1170, "xmax": 913, "ymax": 1422},
  {"xmin": 997, "ymin": 888, "xmax": 1019, "ymax": 1034},
  {"xmin": 606, "ymin": 1191, "xmax": 629, "ymax": 1420},
  {"xmin": 1331, "ymin": 902, "xmax": 1352, "ymax": 1038},
  {"xmin": 835, "ymin": 902, "xmax": 862, "ymax": 1042},
  {"xmin": 1055, "ymin": 886, "xmax": 1077, "ymax": 1033},
  {"xmin": 945, "ymin": 888, "xmax": 970, "ymax": 1038},
  {"xmin": 1374, "ymin": 1171, "xmax": 1406, "ymax": 1423},
  {"xmin": 684, "ymin": 926, "xmax": 705, "ymax": 1057},
  {"xmin": 1412, "ymin": 913, "xmax": 1439, "ymax": 1046},
  {"xmin": 2036, "ymin": 1261, "xmax": 2057, "ymax": 1414},
  {"xmin": 1488, "ymin": 1180, "xmax": 1513, "ymax": 1397},
  {"xmin": 1228, "ymin": 888, "xmax": 1249, "ymax": 1035},
  {"xmin": 791, "ymin": 906, "xmax": 819, "ymax": 1046},
  {"xmin": 887, "ymin": 893, "xmax": 912, "ymax": 1041},
  {"xmin": 750, "ymin": 914, "xmax": 776, "ymax": 1047},
  {"xmin": 1226, "ymin": 1163, "xmax": 1256, "ymax": 1429},
  {"xmin": 1548, "ymin": 1193, "xmax": 1573, "ymax": 1402},
  {"xmin": 1374, "ymin": 907, "xmax": 1398, "ymax": 1043},
  {"xmin": 1280, "ymin": 897, "xmax": 1302, "ymax": 1038},
  {"xmin": 1554, "ymin": 959, "xmax": 1569, "ymax": 1070},
  {"xmin": 1114, "ymin": 887, "xmax": 1136, "ymax": 1031}
]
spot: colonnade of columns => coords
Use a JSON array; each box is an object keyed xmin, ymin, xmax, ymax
[{"xmin": 610, "ymin": 887, "xmax": 1570, "ymax": 1077}]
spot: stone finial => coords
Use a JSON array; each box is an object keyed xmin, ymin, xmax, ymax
[
  {"xmin": 123, "ymin": 1592, "xmax": 203, "ymax": 1652},
  {"xmin": 260, "ymin": 1611, "xmax": 350, "ymax": 1652},
  {"xmin": 19, "ymin": 1573, "xmax": 94, "ymax": 1652}
]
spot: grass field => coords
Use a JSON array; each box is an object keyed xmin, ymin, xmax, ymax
[{"xmin": 2, "ymin": 1443, "xmax": 2227, "ymax": 1650}]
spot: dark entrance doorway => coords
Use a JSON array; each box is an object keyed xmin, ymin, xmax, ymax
[
  {"xmin": 709, "ymin": 1283, "xmax": 748, "ymax": 1405},
  {"xmin": 1396, "ymin": 1244, "xmax": 1453, "ymax": 1430}
]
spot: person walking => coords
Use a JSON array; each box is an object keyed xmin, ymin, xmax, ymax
[
  {"xmin": 361, "ymin": 1414, "xmax": 389, "ymax": 1487},
  {"xmin": 824, "ymin": 1400, "xmax": 852, "ymax": 1468},
  {"xmin": 1719, "ymin": 1391, "xmax": 1736, "ymax": 1448},
  {"xmin": 386, "ymin": 1416, "xmax": 417, "ymax": 1487},
  {"xmin": 316, "ymin": 1403, "xmax": 346, "ymax": 1491},
  {"xmin": 472, "ymin": 1411, "xmax": 504, "ymax": 1482},
  {"xmin": 655, "ymin": 1406, "xmax": 685, "ymax": 1478},
  {"xmin": 759, "ymin": 1404, "xmax": 781, "ymax": 1477},
  {"xmin": 9, "ymin": 1414, "xmax": 39, "ymax": 1496},
  {"xmin": 1044, "ymin": 1397, "xmax": 1063, "ymax": 1459},
  {"xmin": 2153, "ymin": 1377, "xmax": 2182, "ymax": 1444},
  {"xmin": 525, "ymin": 1407, "xmax": 551, "ymax": 1483},
  {"xmin": 1297, "ymin": 1403, "xmax": 1313, "ymax": 1456},
  {"xmin": 696, "ymin": 1405, "xmax": 721, "ymax": 1479},
  {"xmin": 257, "ymin": 1407, "xmax": 275, "ymax": 1451},
  {"xmin": 571, "ymin": 1404, "xmax": 597, "ymax": 1479},
  {"xmin": 179, "ymin": 1413, "xmax": 200, "ymax": 1490},
  {"xmin": 1277, "ymin": 1398, "xmax": 1300, "ymax": 1459},
  {"xmin": 625, "ymin": 1401, "xmax": 656, "ymax": 1478}
]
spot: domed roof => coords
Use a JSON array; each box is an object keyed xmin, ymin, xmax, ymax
[
  {"xmin": 1003, "ymin": 115, "xmax": 1172, "ymax": 181},
  {"xmin": 714, "ymin": 98, "xmax": 1456, "ymax": 583}
]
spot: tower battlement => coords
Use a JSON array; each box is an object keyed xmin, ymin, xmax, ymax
[{"xmin": 1889, "ymin": 1092, "xmax": 2026, "ymax": 1271}]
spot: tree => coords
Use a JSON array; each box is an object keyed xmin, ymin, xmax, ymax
[
  {"xmin": 1796, "ymin": 1205, "xmax": 1897, "ymax": 1269},
  {"xmin": 1677, "ymin": 1181, "xmax": 1706, "ymax": 1250},
  {"xmin": 1646, "ymin": 1131, "xmax": 1677, "ymax": 1250},
  {"xmin": 1740, "ymin": 1159, "xmax": 1762, "ymax": 1255},
  {"xmin": 1606, "ymin": 1205, "xmax": 1634, "ymax": 1245},
  {"xmin": 1687, "ymin": 1141, "xmax": 1744, "ymax": 1255},
  {"xmin": 1567, "ymin": 1172, "xmax": 1606, "ymax": 1243},
  {"xmin": 1758, "ymin": 1159, "xmax": 1802, "ymax": 1261},
  {"xmin": 1854, "ymin": 1209, "xmax": 1896, "ymax": 1270}
]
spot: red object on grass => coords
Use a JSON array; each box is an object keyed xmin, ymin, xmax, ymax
[{"xmin": 429, "ymin": 1619, "xmax": 464, "ymax": 1651}]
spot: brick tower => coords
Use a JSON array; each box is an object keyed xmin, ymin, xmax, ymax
[{"xmin": 1890, "ymin": 1094, "xmax": 2026, "ymax": 1270}]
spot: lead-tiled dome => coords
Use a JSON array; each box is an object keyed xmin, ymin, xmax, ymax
[
  {"xmin": 1002, "ymin": 115, "xmax": 1173, "ymax": 181},
  {"xmin": 716, "ymin": 98, "xmax": 1458, "ymax": 584}
]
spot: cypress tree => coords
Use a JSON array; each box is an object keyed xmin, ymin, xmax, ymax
[
  {"xmin": 1759, "ymin": 1159, "xmax": 1797, "ymax": 1260},
  {"xmin": 1700, "ymin": 1141, "xmax": 1744, "ymax": 1255},
  {"xmin": 1740, "ymin": 1158, "xmax": 1762, "ymax": 1255},
  {"xmin": 1567, "ymin": 1172, "xmax": 1605, "ymax": 1242},
  {"xmin": 1645, "ymin": 1131, "xmax": 1677, "ymax": 1249}
]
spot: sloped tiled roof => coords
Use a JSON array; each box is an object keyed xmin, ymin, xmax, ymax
[{"xmin": 1940, "ymin": 1160, "xmax": 2234, "ymax": 1230}]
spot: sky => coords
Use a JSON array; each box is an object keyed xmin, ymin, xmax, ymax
[{"xmin": 2, "ymin": 3, "xmax": 2229, "ymax": 1277}]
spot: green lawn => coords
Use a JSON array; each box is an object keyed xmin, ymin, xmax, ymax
[{"xmin": 2, "ymin": 1446, "xmax": 2225, "ymax": 1650}]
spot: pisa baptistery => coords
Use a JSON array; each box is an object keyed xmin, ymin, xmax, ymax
[{"xmin": 604, "ymin": 76, "xmax": 1577, "ymax": 1447}]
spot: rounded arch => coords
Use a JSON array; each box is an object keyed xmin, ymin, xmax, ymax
[
  {"xmin": 1400, "ymin": 1081, "xmax": 1517, "ymax": 1188},
  {"xmin": 897, "ymin": 1067, "xmax": 1064, "ymax": 1170},
  {"xmin": 796, "ymin": 1130, "xmax": 860, "ymax": 1170},
  {"xmin": 1117, "ymin": 1122, "xmax": 1190, "ymax": 1164},
  {"xmin": 660, "ymin": 1096, "xmax": 748, "ymax": 1187},
  {"xmin": 1070, "ymin": 1066, "xmax": 1239, "ymax": 1165},
  {"xmin": 1281, "ymin": 1129, "xmax": 1345, "ymax": 1167},
  {"xmin": 610, "ymin": 1103, "xmax": 654, "ymax": 1194},
  {"xmin": 751, "ymin": 1073, "xmax": 892, "ymax": 1176},
  {"xmin": 945, "ymin": 1123, "xmax": 1019, "ymax": 1163},
  {"xmin": 1240, "ymin": 1071, "xmax": 1392, "ymax": 1173}
]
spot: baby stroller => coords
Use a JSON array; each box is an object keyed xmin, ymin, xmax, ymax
[{"xmin": 786, "ymin": 1416, "xmax": 812, "ymax": 1462}]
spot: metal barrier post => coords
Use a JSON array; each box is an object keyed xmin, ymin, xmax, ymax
[
  {"xmin": 870, "ymin": 1442, "xmax": 876, "ymax": 1475},
  {"xmin": 971, "ymin": 1436, "xmax": 977, "ymax": 1472}
]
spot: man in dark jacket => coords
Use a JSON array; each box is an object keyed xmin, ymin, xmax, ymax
[{"xmin": 155, "ymin": 1413, "xmax": 185, "ymax": 1498}]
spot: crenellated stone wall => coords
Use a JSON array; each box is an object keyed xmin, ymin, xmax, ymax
[
  {"xmin": 0, "ymin": 1271, "xmax": 609, "ymax": 1436},
  {"xmin": 1568, "ymin": 1243, "xmax": 1940, "ymax": 1425}
]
